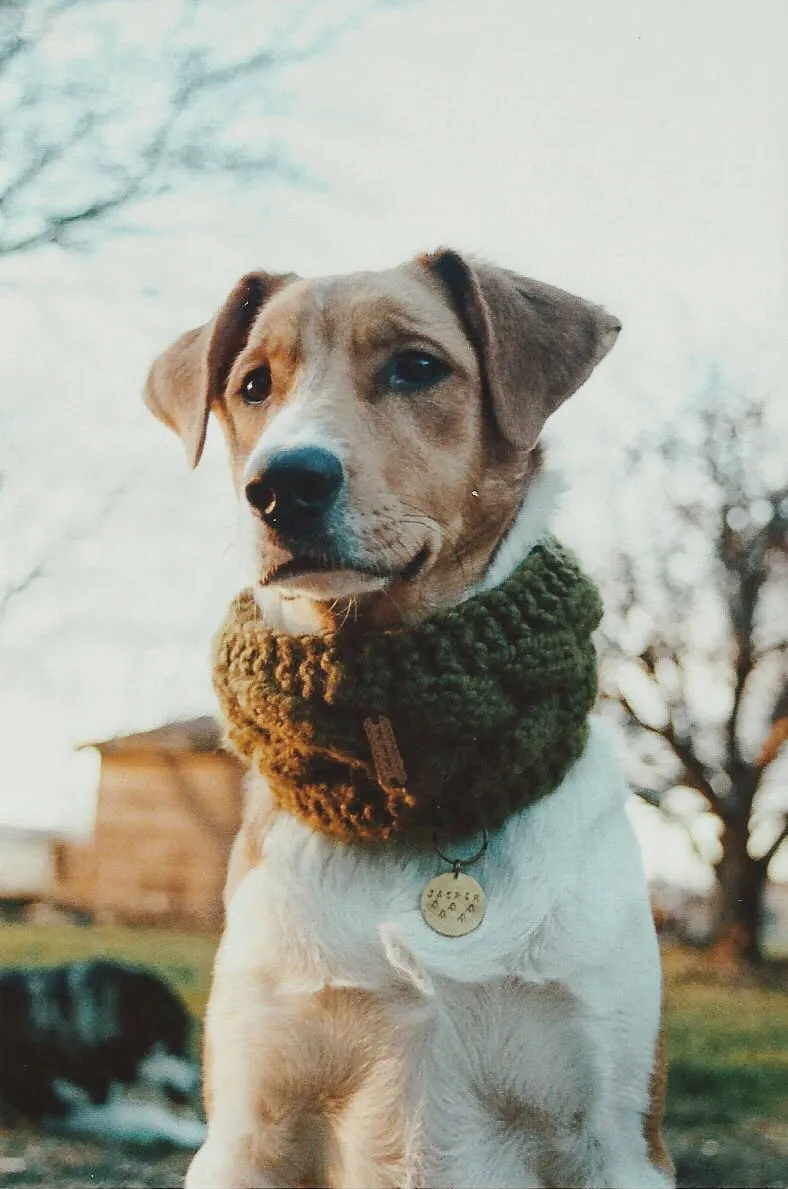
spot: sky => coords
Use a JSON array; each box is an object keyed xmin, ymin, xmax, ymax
[{"xmin": 1, "ymin": 0, "xmax": 786, "ymax": 886}]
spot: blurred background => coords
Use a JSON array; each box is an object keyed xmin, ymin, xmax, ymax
[{"xmin": 0, "ymin": 1, "xmax": 786, "ymax": 1186}]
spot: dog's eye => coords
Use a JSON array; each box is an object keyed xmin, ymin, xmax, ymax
[
  {"xmin": 384, "ymin": 350, "xmax": 450, "ymax": 393},
  {"xmin": 241, "ymin": 365, "xmax": 272, "ymax": 405}
]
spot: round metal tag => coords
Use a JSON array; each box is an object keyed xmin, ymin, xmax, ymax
[{"xmin": 420, "ymin": 871, "xmax": 486, "ymax": 937}]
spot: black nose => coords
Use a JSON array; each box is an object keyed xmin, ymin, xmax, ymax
[{"xmin": 245, "ymin": 447, "xmax": 344, "ymax": 531}]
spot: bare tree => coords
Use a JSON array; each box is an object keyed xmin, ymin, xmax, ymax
[
  {"xmin": 600, "ymin": 386, "xmax": 788, "ymax": 965},
  {"xmin": 0, "ymin": 0, "xmax": 369, "ymax": 256}
]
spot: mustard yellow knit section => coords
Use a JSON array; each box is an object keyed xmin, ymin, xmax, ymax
[{"xmin": 212, "ymin": 537, "xmax": 602, "ymax": 845}]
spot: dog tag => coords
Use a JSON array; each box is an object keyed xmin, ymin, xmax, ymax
[{"xmin": 420, "ymin": 871, "xmax": 486, "ymax": 937}]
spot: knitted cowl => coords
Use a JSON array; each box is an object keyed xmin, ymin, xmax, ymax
[{"xmin": 212, "ymin": 537, "xmax": 602, "ymax": 846}]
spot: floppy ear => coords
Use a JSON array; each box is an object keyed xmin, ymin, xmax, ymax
[
  {"xmin": 421, "ymin": 249, "xmax": 621, "ymax": 450},
  {"xmin": 143, "ymin": 271, "xmax": 293, "ymax": 467}
]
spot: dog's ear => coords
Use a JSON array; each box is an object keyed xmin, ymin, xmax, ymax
[
  {"xmin": 144, "ymin": 271, "xmax": 293, "ymax": 467},
  {"xmin": 420, "ymin": 249, "xmax": 621, "ymax": 450}
]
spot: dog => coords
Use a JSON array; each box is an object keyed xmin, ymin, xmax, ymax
[
  {"xmin": 144, "ymin": 249, "xmax": 674, "ymax": 1188},
  {"xmin": 0, "ymin": 959, "xmax": 198, "ymax": 1122}
]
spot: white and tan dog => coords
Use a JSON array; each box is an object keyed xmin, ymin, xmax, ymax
[{"xmin": 144, "ymin": 250, "xmax": 673, "ymax": 1189}]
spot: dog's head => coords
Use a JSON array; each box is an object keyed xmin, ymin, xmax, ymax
[{"xmin": 145, "ymin": 250, "xmax": 619, "ymax": 629}]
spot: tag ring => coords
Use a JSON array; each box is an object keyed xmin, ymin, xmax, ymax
[{"xmin": 432, "ymin": 828, "xmax": 488, "ymax": 875}]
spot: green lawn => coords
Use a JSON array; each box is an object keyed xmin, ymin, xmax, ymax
[
  {"xmin": 661, "ymin": 945, "xmax": 788, "ymax": 1187},
  {"xmin": 1, "ymin": 926, "xmax": 786, "ymax": 1187},
  {"xmin": 0, "ymin": 923, "xmax": 216, "ymax": 1022}
]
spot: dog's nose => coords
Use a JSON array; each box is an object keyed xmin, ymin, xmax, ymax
[{"xmin": 245, "ymin": 447, "xmax": 344, "ymax": 530}]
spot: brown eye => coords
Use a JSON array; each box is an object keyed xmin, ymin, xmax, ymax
[
  {"xmin": 383, "ymin": 350, "xmax": 451, "ymax": 393},
  {"xmin": 241, "ymin": 365, "xmax": 272, "ymax": 405}
]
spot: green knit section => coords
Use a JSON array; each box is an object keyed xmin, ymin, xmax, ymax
[{"xmin": 212, "ymin": 536, "xmax": 602, "ymax": 845}]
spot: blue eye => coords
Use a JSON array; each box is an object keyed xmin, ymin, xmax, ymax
[{"xmin": 383, "ymin": 350, "xmax": 451, "ymax": 393}]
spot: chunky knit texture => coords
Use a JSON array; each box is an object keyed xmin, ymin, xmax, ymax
[{"xmin": 212, "ymin": 537, "xmax": 602, "ymax": 845}]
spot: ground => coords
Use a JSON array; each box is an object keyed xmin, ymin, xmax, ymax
[
  {"xmin": 0, "ymin": 1129, "xmax": 188, "ymax": 1189},
  {"xmin": 0, "ymin": 926, "xmax": 786, "ymax": 1188}
]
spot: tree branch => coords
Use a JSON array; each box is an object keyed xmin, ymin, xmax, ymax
[
  {"xmin": 632, "ymin": 786, "xmax": 664, "ymax": 809},
  {"xmin": 0, "ymin": 478, "xmax": 131, "ymax": 621},
  {"xmin": 0, "ymin": 558, "xmax": 51, "ymax": 621},
  {"xmin": 754, "ymin": 639, "xmax": 788, "ymax": 663},
  {"xmin": 618, "ymin": 692, "xmax": 727, "ymax": 819},
  {"xmin": 0, "ymin": 0, "xmax": 364, "ymax": 255},
  {"xmin": 757, "ymin": 715, "xmax": 788, "ymax": 770},
  {"xmin": 761, "ymin": 816, "xmax": 788, "ymax": 869},
  {"xmin": 0, "ymin": 0, "xmax": 103, "ymax": 73},
  {"xmin": 1, "ymin": 189, "xmax": 146, "ymax": 255},
  {"xmin": 631, "ymin": 787, "xmax": 712, "ymax": 866}
]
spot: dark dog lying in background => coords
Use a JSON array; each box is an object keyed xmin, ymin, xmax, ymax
[{"xmin": 0, "ymin": 959, "xmax": 198, "ymax": 1122}]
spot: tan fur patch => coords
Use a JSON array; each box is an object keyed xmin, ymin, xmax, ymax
[
  {"xmin": 645, "ymin": 1026, "xmax": 674, "ymax": 1178},
  {"xmin": 205, "ymin": 974, "xmax": 410, "ymax": 1188}
]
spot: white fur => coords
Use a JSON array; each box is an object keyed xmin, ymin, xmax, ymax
[
  {"xmin": 473, "ymin": 465, "xmax": 566, "ymax": 594},
  {"xmin": 241, "ymin": 372, "xmax": 345, "ymax": 490},
  {"xmin": 187, "ymin": 472, "xmax": 672, "ymax": 1189}
]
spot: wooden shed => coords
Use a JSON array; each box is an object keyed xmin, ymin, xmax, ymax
[{"xmin": 51, "ymin": 717, "xmax": 244, "ymax": 930}]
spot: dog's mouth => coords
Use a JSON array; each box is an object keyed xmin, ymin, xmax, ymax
[{"xmin": 259, "ymin": 544, "xmax": 431, "ymax": 598}]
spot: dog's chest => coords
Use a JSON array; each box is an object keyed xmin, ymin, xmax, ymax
[
  {"xmin": 220, "ymin": 720, "xmax": 631, "ymax": 994},
  {"xmin": 222, "ymin": 800, "xmax": 540, "ymax": 996}
]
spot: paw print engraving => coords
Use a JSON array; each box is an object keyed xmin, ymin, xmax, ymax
[{"xmin": 420, "ymin": 872, "xmax": 486, "ymax": 937}]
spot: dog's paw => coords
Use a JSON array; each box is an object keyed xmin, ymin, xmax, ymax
[{"xmin": 185, "ymin": 1139, "xmax": 278, "ymax": 1189}]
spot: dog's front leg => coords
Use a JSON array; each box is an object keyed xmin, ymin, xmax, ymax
[{"xmin": 186, "ymin": 963, "xmax": 331, "ymax": 1189}]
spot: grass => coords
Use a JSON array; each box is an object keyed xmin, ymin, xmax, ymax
[
  {"xmin": 661, "ymin": 945, "xmax": 788, "ymax": 1187},
  {"xmin": 1, "ymin": 926, "xmax": 787, "ymax": 1187},
  {"xmin": 0, "ymin": 924, "xmax": 216, "ymax": 1020}
]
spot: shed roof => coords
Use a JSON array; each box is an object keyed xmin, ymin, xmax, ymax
[
  {"xmin": 81, "ymin": 716, "xmax": 226, "ymax": 757},
  {"xmin": 0, "ymin": 823, "xmax": 68, "ymax": 844}
]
